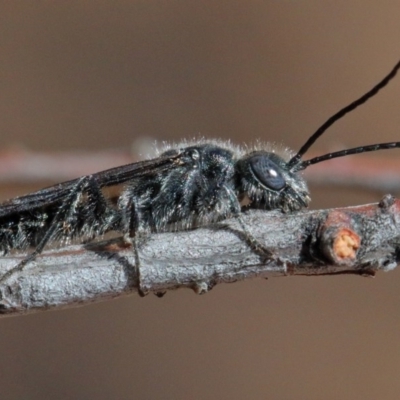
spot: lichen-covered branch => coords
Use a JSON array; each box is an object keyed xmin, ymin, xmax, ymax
[{"xmin": 1, "ymin": 194, "xmax": 400, "ymax": 316}]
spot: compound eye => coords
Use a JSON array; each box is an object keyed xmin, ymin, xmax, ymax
[{"xmin": 250, "ymin": 155, "xmax": 286, "ymax": 190}]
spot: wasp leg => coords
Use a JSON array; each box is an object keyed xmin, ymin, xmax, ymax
[
  {"xmin": 118, "ymin": 193, "xmax": 148, "ymax": 296},
  {"xmin": 235, "ymin": 213, "xmax": 275, "ymax": 261},
  {"xmin": 223, "ymin": 187, "xmax": 276, "ymax": 263},
  {"xmin": 0, "ymin": 175, "xmax": 103, "ymax": 284}
]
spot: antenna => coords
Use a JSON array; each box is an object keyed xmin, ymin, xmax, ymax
[
  {"xmin": 288, "ymin": 60, "xmax": 400, "ymax": 169},
  {"xmin": 294, "ymin": 141, "xmax": 400, "ymax": 172}
]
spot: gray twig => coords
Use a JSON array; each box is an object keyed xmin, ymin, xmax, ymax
[{"xmin": 1, "ymin": 195, "xmax": 400, "ymax": 316}]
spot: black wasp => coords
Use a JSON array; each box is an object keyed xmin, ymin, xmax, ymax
[{"xmin": 0, "ymin": 59, "xmax": 400, "ymax": 284}]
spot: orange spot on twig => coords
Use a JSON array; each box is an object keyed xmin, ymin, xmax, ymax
[{"xmin": 333, "ymin": 228, "xmax": 360, "ymax": 261}]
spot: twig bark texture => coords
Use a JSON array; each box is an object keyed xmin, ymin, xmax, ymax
[{"xmin": 1, "ymin": 195, "xmax": 400, "ymax": 316}]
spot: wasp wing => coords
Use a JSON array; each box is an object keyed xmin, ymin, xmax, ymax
[{"xmin": 0, "ymin": 152, "xmax": 182, "ymax": 218}]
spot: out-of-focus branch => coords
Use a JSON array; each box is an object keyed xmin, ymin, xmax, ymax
[
  {"xmin": 0, "ymin": 148, "xmax": 134, "ymax": 183},
  {"xmin": 0, "ymin": 148, "xmax": 400, "ymax": 192},
  {"xmin": 1, "ymin": 195, "xmax": 400, "ymax": 316}
]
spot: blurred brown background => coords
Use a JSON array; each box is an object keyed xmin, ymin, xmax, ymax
[{"xmin": 1, "ymin": 2, "xmax": 400, "ymax": 399}]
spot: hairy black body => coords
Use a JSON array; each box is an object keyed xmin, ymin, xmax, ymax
[
  {"xmin": 0, "ymin": 58, "xmax": 400, "ymax": 283},
  {"xmin": 0, "ymin": 141, "xmax": 308, "ymax": 255}
]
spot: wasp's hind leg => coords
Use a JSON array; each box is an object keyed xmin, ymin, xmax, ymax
[{"xmin": 0, "ymin": 175, "xmax": 106, "ymax": 284}]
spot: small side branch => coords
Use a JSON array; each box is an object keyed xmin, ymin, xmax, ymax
[{"xmin": 1, "ymin": 194, "xmax": 400, "ymax": 316}]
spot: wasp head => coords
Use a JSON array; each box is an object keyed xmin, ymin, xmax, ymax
[{"xmin": 236, "ymin": 151, "xmax": 310, "ymax": 213}]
